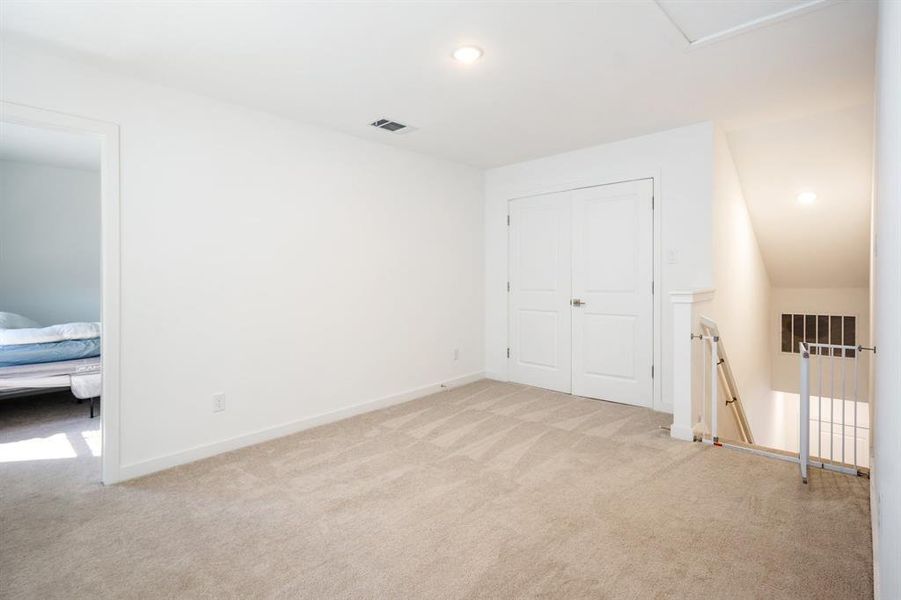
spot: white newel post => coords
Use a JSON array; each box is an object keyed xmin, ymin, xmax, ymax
[{"xmin": 669, "ymin": 289, "xmax": 715, "ymax": 441}]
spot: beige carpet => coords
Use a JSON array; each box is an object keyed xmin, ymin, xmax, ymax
[{"xmin": 0, "ymin": 380, "xmax": 872, "ymax": 599}]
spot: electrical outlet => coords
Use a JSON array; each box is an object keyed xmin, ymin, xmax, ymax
[
  {"xmin": 212, "ymin": 392, "xmax": 226, "ymax": 413},
  {"xmin": 453, "ymin": 348, "xmax": 460, "ymax": 361}
]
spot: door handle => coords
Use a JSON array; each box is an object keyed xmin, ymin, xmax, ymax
[{"xmin": 571, "ymin": 299, "xmax": 586, "ymax": 306}]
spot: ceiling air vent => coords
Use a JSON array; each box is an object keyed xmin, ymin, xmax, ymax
[{"xmin": 370, "ymin": 118, "xmax": 415, "ymax": 135}]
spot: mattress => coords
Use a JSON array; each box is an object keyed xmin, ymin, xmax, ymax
[{"xmin": 0, "ymin": 338, "xmax": 101, "ymax": 367}]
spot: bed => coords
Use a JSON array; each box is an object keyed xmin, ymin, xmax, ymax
[{"xmin": 0, "ymin": 313, "xmax": 102, "ymax": 417}]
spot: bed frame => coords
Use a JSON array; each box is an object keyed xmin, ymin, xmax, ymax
[{"xmin": 0, "ymin": 357, "xmax": 101, "ymax": 417}]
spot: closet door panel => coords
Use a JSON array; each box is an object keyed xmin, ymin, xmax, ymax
[
  {"xmin": 571, "ymin": 179, "xmax": 653, "ymax": 407},
  {"xmin": 507, "ymin": 192, "xmax": 572, "ymax": 393}
]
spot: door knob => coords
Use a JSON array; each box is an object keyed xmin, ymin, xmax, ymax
[{"xmin": 571, "ymin": 299, "xmax": 585, "ymax": 306}]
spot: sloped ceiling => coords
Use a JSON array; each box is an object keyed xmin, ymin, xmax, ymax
[{"xmin": 727, "ymin": 105, "xmax": 872, "ymax": 288}]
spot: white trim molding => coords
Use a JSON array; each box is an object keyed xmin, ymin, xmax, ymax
[
  {"xmin": 0, "ymin": 101, "xmax": 122, "ymax": 484},
  {"xmin": 670, "ymin": 288, "xmax": 715, "ymax": 441},
  {"xmin": 653, "ymin": 0, "xmax": 837, "ymax": 49},
  {"xmin": 670, "ymin": 288, "xmax": 715, "ymax": 305}
]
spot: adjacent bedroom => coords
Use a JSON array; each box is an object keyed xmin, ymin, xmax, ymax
[{"xmin": 0, "ymin": 120, "xmax": 103, "ymax": 475}]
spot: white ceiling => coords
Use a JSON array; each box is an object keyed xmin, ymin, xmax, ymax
[
  {"xmin": 727, "ymin": 105, "xmax": 872, "ymax": 288},
  {"xmin": 0, "ymin": 0, "xmax": 877, "ymax": 168},
  {"xmin": 0, "ymin": 121, "xmax": 100, "ymax": 171}
]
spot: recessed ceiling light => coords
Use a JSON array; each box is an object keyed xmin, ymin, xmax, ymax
[
  {"xmin": 452, "ymin": 46, "xmax": 483, "ymax": 64},
  {"xmin": 797, "ymin": 192, "xmax": 817, "ymax": 205}
]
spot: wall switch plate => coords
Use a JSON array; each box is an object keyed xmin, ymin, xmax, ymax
[
  {"xmin": 212, "ymin": 392, "xmax": 226, "ymax": 413},
  {"xmin": 666, "ymin": 249, "xmax": 679, "ymax": 264},
  {"xmin": 453, "ymin": 348, "xmax": 460, "ymax": 361}
]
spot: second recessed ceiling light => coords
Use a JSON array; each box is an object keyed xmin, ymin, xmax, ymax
[{"xmin": 453, "ymin": 46, "xmax": 483, "ymax": 64}]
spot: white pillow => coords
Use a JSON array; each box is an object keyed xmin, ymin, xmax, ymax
[
  {"xmin": 0, "ymin": 312, "xmax": 41, "ymax": 329},
  {"xmin": 0, "ymin": 322, "xmax": 100, "ymax": 345}
]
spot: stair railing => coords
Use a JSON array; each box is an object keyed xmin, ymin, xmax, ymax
[{"xmin": 695, "ymin": 317, "xmax": 755, "ymax": 445}]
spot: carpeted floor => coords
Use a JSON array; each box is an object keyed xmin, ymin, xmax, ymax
[{"xmin": 0, "ymin": 380, "xmax": 872, "ymax": 599}]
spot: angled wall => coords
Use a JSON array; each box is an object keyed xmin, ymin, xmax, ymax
[{"xmin": 710, "ymin": 127, "xmax": 772, "ymax": 443}]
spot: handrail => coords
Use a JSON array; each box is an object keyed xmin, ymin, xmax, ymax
[{"xmin": 698, "ymin": 316, "xmax": 755, "ymax": 445}]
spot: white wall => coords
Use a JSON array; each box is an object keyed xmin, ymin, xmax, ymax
[
  {"xmin": 485, "ymin": 122, "xmax": 715, "ymax": 412},
  {"xmin": 872, "ymin": 1, "xmax": 901, "ymax": 597},
  {"xmin": 710, "ymin": 128, "xmax": 772, "ymax": 441},
  {"xmin": 0, "ymin": 160, "xmax": 101, "ymax": 324},
  {"xmin": 769, "ymin": 287, "xmax": 870, "ymax": 397},
  {"xmin": 0, "ymin": 41, "xmax": 485, "ymax": 478}
]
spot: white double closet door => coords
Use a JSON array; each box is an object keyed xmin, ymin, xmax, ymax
[{"xmin": 508, "ymin": 179, "xmax": 653, "ymax": 407}]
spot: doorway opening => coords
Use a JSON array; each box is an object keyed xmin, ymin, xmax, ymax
[{"xmin": 0, "ymin": 102, "xmax": 121, "ymax": 484}]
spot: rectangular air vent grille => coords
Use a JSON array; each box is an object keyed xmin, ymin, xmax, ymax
[{"xmin": 370, "ymin": 118, "xmax": 414, "ymax": 134}]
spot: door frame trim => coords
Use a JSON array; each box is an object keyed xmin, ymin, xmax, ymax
[
  {"xmin": 506, "ymin": 174, "xmax": 662, "ymax": 412},
  {"xmin": 1, "ymin": 101, "xmax": 123, "ymax": 484}
]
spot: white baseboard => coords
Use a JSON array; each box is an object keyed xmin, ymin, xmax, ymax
[{"xmin": 115, "ymin": 371, "xmax": 485, "ymax": 483}]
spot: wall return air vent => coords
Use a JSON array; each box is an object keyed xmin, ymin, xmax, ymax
[{"xmin": 370, "ymin": 118, "xmax": 415, "ymax": 134}]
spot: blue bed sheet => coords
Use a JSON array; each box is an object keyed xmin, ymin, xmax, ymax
[{"xmin": 0, "ymin": 338, "xmax": 101, "ymax": 367}]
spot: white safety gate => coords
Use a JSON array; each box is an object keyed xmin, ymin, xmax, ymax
[
  {"xmin": 690, "ymin": 319, "xmax": 871, "ymax": 484},
  {"xmin": 798, "ymin": 341, "xmax": 873, "ymax": 483}
]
